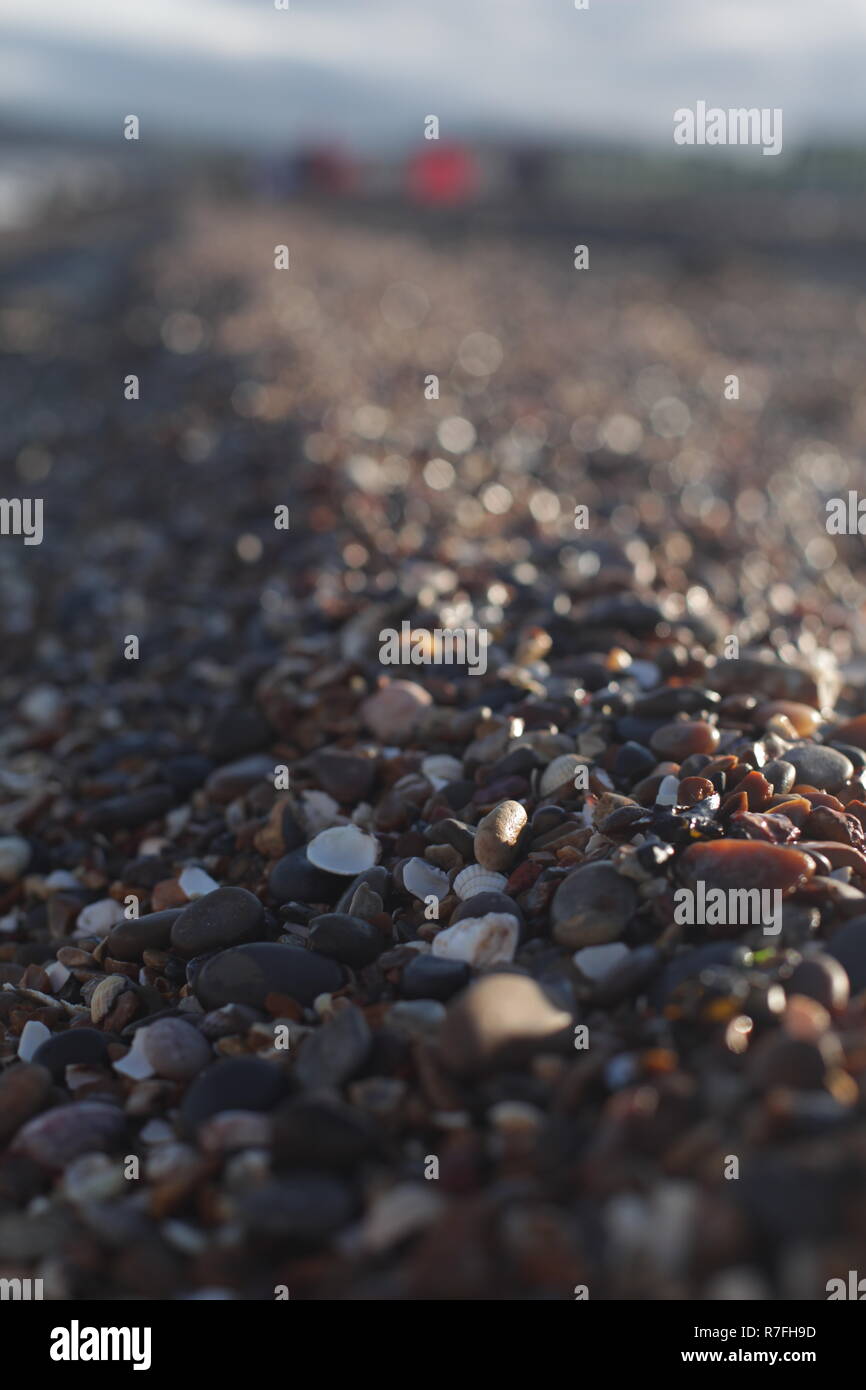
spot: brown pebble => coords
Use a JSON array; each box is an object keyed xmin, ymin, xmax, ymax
[
  {"xmin": 473, "ymin": 799, "xmax": 528, "ymax": 873},
  {"xmin": 650, "ymin": 721, "xmax": 719, "ymax": 761}
]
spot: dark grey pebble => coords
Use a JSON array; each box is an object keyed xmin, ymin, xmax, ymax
[
  {"xmin": 422, "ymin": 818, "xmax": 476, "ymax": 858},
  {"xmin": 825, "ymin": 916, "xmax": 866, "ymax": 992},
  {"xmin": 649, "ymin": 943, "xmax": 751, "ymax": 1009},
  {"xmin": 592, "ymin": 945, "xmax": 663, "ymax": 1007},
  {"xmin": 107, "ymin": 909, "xmax": 182, "ymax": 962},
  {"xmin": 401, "ymin": 953, "xmax": 471, "ymax": 1001},
  {"xmin": 828, "ymin": 742, "xmax": 866, "ymax": 770},
  {"xmin": 180, "ymin": 1056, "xmax": 291, "ymax": 1134},
  {"xmin": 763, "ymin": 759, "xmax": 796, "ymax": 793},
  {"xmin": 786, "ymin": 953, "xmax": 850, "ymax": 1012},
  {"xmin": 170, "ymin": 886, "xmax": 265, "ymax": 958},
  {"xmin": 269, "ymin": 848, "xmax": 343, "ymax": 906},
  {"xmin": 614, "ymin": 741, "xmax": 658, "ymax": 784},
  {"xmin": 82, "ymin": 785, "xmax": 175, "ymax": 831},
  {"xmin": 293, "ymin": 1004, "xmax": 372, "ymax": 1089},
  {"xmin": 308, "ymin": 913, "xmax": 384, "ymax": 968},
  {"xmin": 205, "ymin": 706, "xmax": 273, "ymax": 761},
  {"xmin": 785, "ymin": 744, "xmax": 854, "ymax": 792},
  {"xmin": 162, "ymin": 754, "xmax": 214, "ymax": 795},
  {"xmin": 634, "ymin": 686, "xmax": 721, "ymax": 717},
  {"xmin": 32, "ymin": 1027, "xmax": 112, "ymax": 1081},
  {"xmin": 238, "ymin": 1174, "xmax": 355, "ymax": 1244},
  {"xmin": 310, "ymin": 748, "xmax": 376, "ymax": 802},
  {"xmin": 193, "ymin": 942, "xmax": 344, "ymax": 1011},
  {"xmin": 272, "ymin": 1094, "xmax": 375, "ymax": 1170}
]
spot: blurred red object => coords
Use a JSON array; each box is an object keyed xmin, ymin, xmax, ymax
[{"xmin": 407, "ymin": 144, "xmax": 478, "ymax": 205}]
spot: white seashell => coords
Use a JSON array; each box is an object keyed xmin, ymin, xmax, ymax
[
  {"xmin": 298, "ymin": 790, "xmax": 344, "ymax": 836},
  {"xmin": 421, "ymin": 755, "xmax": 464, "ymax": 790},
  {"xmin": 432, "ymin": 912, "xmax": 519, "ymax": 966},
  {"xmin": 179, "ymin": 866, "xmax": 220, "ymax": 899},
  {"xmin": 453, "ymin": 864, "xmax": 507, "ymax": 900},
  {"xmin": 17, "ymin": 1018, "xmax": 51, "ymax": 1061},
  {"xmin": 307, "ymin": 825, "xmax": 380, "ymax": 875},
  {"xmin": 540, "ymin": 754, "xmax": 588, "ymax": 797},
  {"xmin": 402, "ymin": 857, "xmax": 451, "ymax": 902},
  {"xmin": 44, "ymin": 961, "xmax": 70, "ymax": 992}
]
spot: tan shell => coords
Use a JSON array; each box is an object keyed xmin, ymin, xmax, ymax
[
  {"xmin": 453, "ymin": 864, "xmax": 508, "ymax": 900},
  {"xmin": 307, "ymin": 825, "xmax": 380, "ymax": 875},
  {"xmin": 432, "ymin": 912, "xmax": 519, "ymax": 966},
  {"xmin": 540, "ymin": 754, "xmax": 588, "ymax": 797}
]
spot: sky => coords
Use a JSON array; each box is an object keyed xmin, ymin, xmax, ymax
[{"xmin": 0, "ymin": 0, "xmax": 865, "ymax": 151}]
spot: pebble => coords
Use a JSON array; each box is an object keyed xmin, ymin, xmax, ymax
[
  {"xmin": 308, "ymin": 913, "xmax": 384, "ymax": 968},
  {"xmin": 180, "ymin": 1057, "xmax": 291, "ymax": 1134},
  {"xmin": 825, "ymin": 916, "xmax": 866, "ymax": 992},
  {"xmin": 400, "ymin": 953, "xmax": 471, "ymax": 1001},
  {"xmin": 271, "ymin": 1094, "xmax": 375, "ymax": 1170},
  {"xmin": 431, "ymin": 912, "xmax": 519, "ymax": 966},
  {"xmin": 75, "ymin": 898, "xmax": 125, "ymax": 938},
  {"xmin": 12, "ymin": 1101, "xmax": 126, "ymax": 1169},
  {"xmin": 293, "ymin": 1002, "xmax": 372, "ymax": 1089},
  {"xmin": 32, "ymin": 1028, "xmax": 112, "ymax": 1081},
  {"xmin": 829, "ymin": 714, "xmax": 866, "ymax": 750},
  {"xmin": 192, "ymin": 942, "xmax": 345, "ymax": 1011},
  {"xmin": 268, "ymin": 848, "xmax": 343, "ymax": 905},
  {"xmin": 360, "ymin": 1182, "xmax": 443, "ymax": 1253},
  {"xmin": 83, "ymin": 786, "xmax": 175, "ymax": 832},
  {"xmin": 451, "ymin": 891, "xmax": 524, "ymax": 928},
  {"xmin": 785, "ymin": 743, "xmax": 854, "ymax": 793},
  {"xmin": 177, "ymin": 866, "xmax": 221, "ymax": 899},
  {"xmin": 0, "ymin": 835, "xmax": 31, "ymax": 883},
  {"xmin": 0, "ymin": 1062, "xmax": 52, "ymax": 1144},
  {"xmin": 650, "ymin": 721, "xmax": 720, "ymax": 761},
  {"xmin": 311, "ymin": 748, "xmax": 376, "ymax": 802},
  {"xmin": 473, "ymin": 799, "xmax": 528, "ymax": 872},
  {"xmin": 17, "ymin": 1018, "xmax": 51, "ymax": 1062},
  {"xmin": 238, "ymin": 1174, "xmax": 355, "ymax": 1244},
  {"xmin": 763, "ymin": 759, "xmax": 796, "ymax": 793},
  {"xmin": 361, "ymin": 682, "xmax": 432, "ymax": 743},
  {"xmin": 126, "ymin": 1018, "xmax": 212, "ymax": 1081},
  {"xmin": 551, "ymin": 863, "xmax": 639, "ymax": 948},
  {"xmin": 678, "ymin": 840, "xmax": 816, "ymax": 896},
  {"xmin": 438, "ymin": 974, "xmax": 572, "ymax": 1077},
  {"xmin": 386, "ymin": 999, "xmax": 447, "ymax": 1040},
  {"xmin": 204, "ymin": 754, "xmax": 273, "ymax": 803},
  {"xmin": 786, "ymin": 954, "xmax": 850, "ymax": 1012},
  {"xmin": 754, "ymin": 701, "xmax": 822, "ymax": 737},
  {"xmin": 170, "ymin": 886, "xmax": 265, "ymax": 958},
  {"xmin": 106, "ymin": 909, "xmax": 181, "ymax": 962}
]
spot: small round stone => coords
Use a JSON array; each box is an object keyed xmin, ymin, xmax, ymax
[
  {"xmin": 180, "ymin": 1057, "xmax": 291, "ymax": 1134},
  {"xmin": 12, "ymin": 1101, "xmax": 126, "ymax": 1169},
  {"xmin": 755, "ymin": 701, "xmax": 821, "ymax": 737},
  {"xmin": 473, "ymin": 799, "xmax": 528, "ymax": 873},
  {"xmin": 193, "ymin": 942, "xmax": 345, "ymax": 1011},
  {"xmin": 763, "ymin": 759, "xmax": 796, "ymax": 794},
  {"xmin": 360, "ymin": 682, "xmax": 432, "ymax": 743},
  {"xmin": 107, "ymin": 909, "xmax": 182, "ymax": 962},
  {"xmin": 238, "ymin": 1174, "xmax": 355, "ymax": 1244},
  {"xmin": 400, "ymin": 953, "xmax": 471, "ymax": 1001},
  {"xmin": 0, "ymin": 1063, "xmax": 52, "ymax": 1144},
  {"xmin": 137, "ymin": 1017, "xmax": 212, "ymax": 1081},
  {"xmin": 308, "ymin": 913, "xmax": 384, "ymax": 968},
  {"xmin": 649, "ymin": 721, "xmax": 720, "ymax": 761},
  {"xmin": 268, "ymin": 849, "xmax": 342, "ymax": 906},
  {"xmin": 272, "ymin": 1094, "xmax": 375, "ymax": 1170},
  {"xmin": 170, "ymin": 886, "xmax": 265, "ymax": 958},
  {"xmin": 784, "ymin": 744, "xmax": 854, "ymax": 793},
  {"xmin": 551, "ymin": 863, "xmax": 639, "ymax": 948},
  {"xmin": 825, "ymin": 916, "xmax": 866, "ymax": 992},
  {"xmin": 32, "ymin": 1028, "xmax": 112, "ymax": 1081},
  {"xmin": 678, "ymin": 840, "xmax": 815, "ymax": 897},
  {"xmin": 0, "ymin": 836, "xmax": 31, "ymax": 883}
]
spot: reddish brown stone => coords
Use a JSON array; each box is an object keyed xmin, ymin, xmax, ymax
[
  {"xmin": 650, "ymin": 721, "xmax": 720, "ymax": 761},
  {"xmin": 679, "ymin": 840, "xmax": 816, "ymax": 896},
  {"xmin": 755, "ymin": 701, "xmax": 822, "ymax": 737}
]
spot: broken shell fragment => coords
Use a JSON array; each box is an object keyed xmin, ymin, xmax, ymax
[
  {"xmin": 540, "ymin": 754, "xmax": 588, "ymax": 797},
  {"xmin": 431, "ymin": 912, "xmax": 519, "ymax": 966},
  {"xmin": 306, "ymin": 825, "xmax": 380, "ymax": 876},
  {"xmin": 402, "ymin": 857, "xmax": 451, "ymax": 902}
]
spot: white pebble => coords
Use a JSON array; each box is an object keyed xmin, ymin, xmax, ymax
[
  {"xmin": 75, "ymin": 898, "xmax": 125, "ymax": 938},
  {"xmin": 573, "ymin": 942, "xmax": 630, "ymax": 982},
  {"xmin": 17, "ymin": 1018, "xmax": 51, "ymax": 1061}
]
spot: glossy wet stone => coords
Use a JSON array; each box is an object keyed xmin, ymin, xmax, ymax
[
  {"xmin": 170, "ymin": 886, "xmax": 265, "ymax": 958},
  {"xmin": 192, "ymin": 942, "xmax": 345, "ymax": 1011},
  {"xmin": 754, "ymin": 701, "xmax": 822, "ymax": 737},
  {"xmin": 551, "ymin": 863, "xmax": 639, "ymax": 947},
  {"xmin": 308, "ymin": 913, "xmax": 384, "ymax": 968},
  {"xmin": 650, "ymin": 721, "xmax": 720, "ymax": 761},
  {"xmin": 678, "ymin": 840, "xmax": 816, "ymax": 897},
  {"xmin": 784, "ymin": 744, "xmax": 854, "ymax": 793},
  {"xmin": 763, "ymin": 759, "xmax": 796, "ymax": 794},
  {"xmin": 830, "ymin": 714, "xmax": 866, "ymax": 750},
  {"xmin": 180, "ymin": 1057, "xmax": 290, "ymax": 1134}
]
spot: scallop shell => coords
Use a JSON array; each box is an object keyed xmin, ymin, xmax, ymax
[
  {"xmin": 540, "ymin": 754, "xmax": 588, "ymax": 797},
  {"xmin": 432, "ymin": 912, "xmax": 519, "ymax": 966},
  {"xmin": 453, "ymin": 864, "xmax": 508, "ymax": 900},
  {"xmin": 307, "ymin": 825, "xmax": 380, "ymax": 875},
  {"xmin": 421, "ymin": 754, "xmax": 464, "ymax": 790},
  {"xmin": 402, "ymin": 857, "xmax": 451, "ymax": 902}
]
